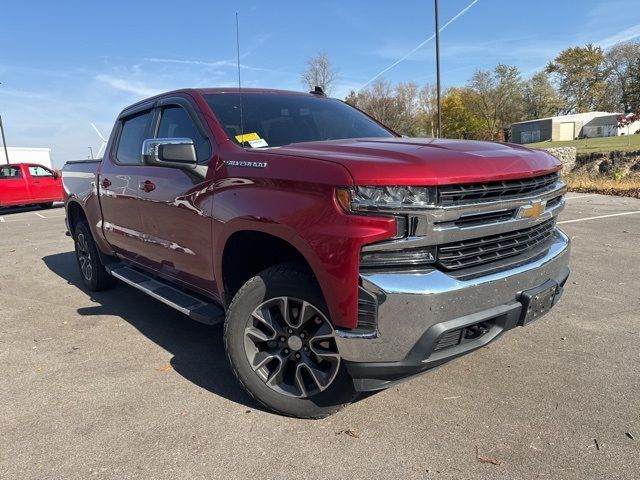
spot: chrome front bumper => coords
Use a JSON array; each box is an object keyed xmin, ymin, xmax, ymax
[{"xmin": 336, "ymin": 229, "xmax": 571, "ymax": 369}]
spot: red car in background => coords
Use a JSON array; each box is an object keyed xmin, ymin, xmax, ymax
[{"xmin": 0, "ymin": 163, "xmax": 64, "ymax": 209}]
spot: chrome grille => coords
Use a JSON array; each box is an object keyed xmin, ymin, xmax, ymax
[
  {"xmin": 451, "ymin": 209, "xmax": 516, "ymax": 228},
  {"xmin": 438, "ymin": 172, "xmax": 560, "ymax": 205},
  {"xmin": 437, "ymin": 219, "xmax": 556, "ymax": 270}
]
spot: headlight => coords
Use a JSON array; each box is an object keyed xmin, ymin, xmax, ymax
[
  {"xmin": 336, "ymin": 186, "xmax": 435, "ymax": 211},
  {"xmin": 335, "ymin": 186, "xmax": 438, "ymax": 269}
]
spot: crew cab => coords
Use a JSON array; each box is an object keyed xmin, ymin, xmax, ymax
[
  {"xmin": 0, "ymin": 163, "xmax": 63, "ymax": 209},
  {"xmin": 62, "ymin": 88, "xmax": 570, "ymax": 418}
]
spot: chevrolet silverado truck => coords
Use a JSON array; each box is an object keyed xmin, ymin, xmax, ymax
[{"xmin": 62, "ymin": 88, "xmax": 570, "ymax": 418}]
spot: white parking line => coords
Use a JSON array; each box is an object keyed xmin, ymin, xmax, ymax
[
  {"xmin": 558, "ymin": 211, "xmax": 640, "ymax": 224},
  {"xmin": 33, "ymin": 212, "xmax": 46, "ymax": 219},
  {"xmin": 0, "ymin": 217, "xmax": 4, "ymax": 223},
  {"xmin": 565, "ymin": 194, "xmax": 594, "ymax": 200}
]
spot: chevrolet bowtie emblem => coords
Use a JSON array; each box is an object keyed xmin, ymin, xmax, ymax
[{"xmin": 517, "ymin": 200, "xmax": 547, "ymax": 220}]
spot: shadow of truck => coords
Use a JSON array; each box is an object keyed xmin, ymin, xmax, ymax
[{"xmin": 42, "ymin": 251, "xmax": 261, "ymax": 412}]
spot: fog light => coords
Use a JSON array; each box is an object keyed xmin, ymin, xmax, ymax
[{"xmin": 360, "ymin": 246, "xmax": 437, "ymax": 269}]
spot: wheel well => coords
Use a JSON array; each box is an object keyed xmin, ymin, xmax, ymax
[
  {"xmin": 222, "ymin": 231, "xmax": 313, "ymax": 305},
  {"xmin": 67, "ymin": 202, "xmax": 87, "ymax": 237}
]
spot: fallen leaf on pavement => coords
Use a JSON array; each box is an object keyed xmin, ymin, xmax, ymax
[
  {"xmin": 156, "ymin": 364, "xmax": 173, "ymax": 372},
  {"xmin": 476, "ymin": 446, "xmax": 502, "ymax": 465},
  {"xmin": 336, "ymin": 428, "xmax": 360, "ymax": 438}
]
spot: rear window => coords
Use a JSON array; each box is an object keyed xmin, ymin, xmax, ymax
[
  {"xmin": 204, "ymin": 93, "xmax": 394, "ymax": 148},
  {"xmin": 0, "ymin": 166, "xmax": 21, "ymax": 179}
]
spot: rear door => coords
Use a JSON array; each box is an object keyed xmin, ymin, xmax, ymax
[
  {"xmin": 26, "ymin": 165, "xmax": 59, "ymax": 201},
  {"xmin": 99, "ymin": 108, "xmax": 153, "ymax": 260},
  {"xmin": 0, "ymin": 165, "xmax": 29, "ymax": 206},
  {"xmin": 134, "ymin": 97, "xmax": 216, "ymax": 294}
]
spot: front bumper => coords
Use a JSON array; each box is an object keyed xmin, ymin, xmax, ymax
[{"xmin": 337, "ymin": 229, "xmax": 571, "ymax": 391}]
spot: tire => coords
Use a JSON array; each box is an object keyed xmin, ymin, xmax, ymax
[
  {"xmin": 73, "ymin": 221, "xmax": 117, "ymax": 291},
  {"xmin": 224, "ymin": 264, "xmax": 357, "ymax": 419},
  {"xmin": 39, "ymin": 202, "xmax": 54, "ymax": 209}
]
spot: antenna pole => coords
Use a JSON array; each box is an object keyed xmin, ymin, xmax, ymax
[
  {"xmin": 434, "ymin": 0, "xmax": 442, "ymax": 139},
  {"xmin": 0, "ymin": 115, "xmax": 10, "ymax": 164},
  {"xmin": 236, "ymin": 13, "xmax": 245, "ymax": 146}
]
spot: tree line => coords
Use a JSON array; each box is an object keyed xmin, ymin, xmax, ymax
[{"xmin": 303, "ymin": 42, "xmax": 640, "ymax": 141}]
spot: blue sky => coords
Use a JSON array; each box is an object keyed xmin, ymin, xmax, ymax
[{"xmin": 1, "ymin": 0, "xmax": 639, "ymax": 165}]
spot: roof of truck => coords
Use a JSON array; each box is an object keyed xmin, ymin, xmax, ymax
[
  {"xmin": 197, "ymin": 88, "xmax": 313, "ymax": 96},
  {"xmin": 119, "ymin": 88, "xmax": 323, "ymax": 117}
]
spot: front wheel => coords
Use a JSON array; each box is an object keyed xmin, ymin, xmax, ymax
[{"xmin": 224, "ymin": 264, "xmax": 356, "ymax": 418}]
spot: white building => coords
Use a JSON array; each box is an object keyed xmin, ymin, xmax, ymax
[
  {"xmin": 0, "ymin": 147, "xmax": 53, "ymax": 168},
  {"xmin": 511, "ymin": 112, "xmax": 640, "ymax": 144}
]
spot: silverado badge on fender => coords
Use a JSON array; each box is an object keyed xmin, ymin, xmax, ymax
[{"xmin": 224, "ymin": 160, "xmax": 268, "ymax": 168}]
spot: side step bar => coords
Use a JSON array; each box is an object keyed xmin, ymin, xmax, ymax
[{"xmin": 106, "ymin": 264, "xmax": 224, "ymax": 325}]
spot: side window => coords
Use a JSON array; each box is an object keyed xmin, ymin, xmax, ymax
[
  {"xmin": 28, "ymin": 166, "xmax": 54, "ymax": 177},
  {"xmin": 0, "ymin": 166, "xmax": 22, "ymax": 179},
  {"xmin": 116, "ymin": 111, "xmax": 152, "ymax": 164},
  {"xmin": 157, "ymin": 106, "xmax": 211, "ymax": 163}
]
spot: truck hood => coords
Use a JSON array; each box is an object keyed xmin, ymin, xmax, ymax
[{"xmin": 269, "ymin": 138, "xmax": 560, "ymax": 185}]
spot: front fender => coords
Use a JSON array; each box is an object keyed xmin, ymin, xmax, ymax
[{"xmin": 212, "ymin": 179, "xmax": 395, "ymax": 329}]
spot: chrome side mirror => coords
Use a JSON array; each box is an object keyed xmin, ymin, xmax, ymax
[{"xmin": 142, "ymin": 138, "xmax": 197, "ymax": 169}]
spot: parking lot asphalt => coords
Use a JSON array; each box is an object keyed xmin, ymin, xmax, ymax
[{"xmin": 1, "ymin": 194, "xmax": 639, "ymax": 480}]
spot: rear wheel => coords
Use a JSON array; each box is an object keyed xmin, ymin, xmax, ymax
[
  {"xmin": 73, "ymin": 221, "xmax": 116, "ymax": 291},
  {"xmin": 224, "ymin": 264, "xmax": 356, "ymax": 418}
]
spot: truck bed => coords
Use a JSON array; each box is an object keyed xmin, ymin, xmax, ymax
[{"xmin": 62, "ymin": 159, "xmax": 101, "ymax": 201}]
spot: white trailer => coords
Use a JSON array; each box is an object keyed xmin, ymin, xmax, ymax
[{"xmin": 0, "ymin": 147, "xmax": 53, "ymax": 168}]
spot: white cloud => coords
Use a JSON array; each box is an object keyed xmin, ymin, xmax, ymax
[
  {"xmin": 144, "ymin": 57, "xmax": 233, "ymax": 68},
  {"xmin": 358, "ymin": 0, "xmax": 481, "ymax": 90},
  {"xmin": 597, "ymin": 23, "xmax": 640, "ymax": 49},
  {"xmin": 94, "ymin": 74, "xmax": 163, "ymax": 97},
  {"xmin": 143, "ymin": 57, "xmax": 286, "ymax": 74}
]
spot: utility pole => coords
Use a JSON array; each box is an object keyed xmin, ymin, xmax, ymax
[
  {"xmin": 434, "ymin": 0, "xmax": 442, "ymax": 138},
  {"xmin": 0, "ymin": 115, "xmax": 10, "ymax": 164},
  {"xmin": 88, "ymin": 146, "xmax": 94, "ymax": 159}
]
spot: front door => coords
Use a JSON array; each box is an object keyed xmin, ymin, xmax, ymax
[
  {"xmin": 135, "ymin": 101, "xmax": 216, "ymax": 294},
  {"xmin": 26, "ymin": 165, "xmax": 58, "ymax": 201},
  {"xmin": 99, "ymin": 109, "xmax": 153, "ymax": 260}
]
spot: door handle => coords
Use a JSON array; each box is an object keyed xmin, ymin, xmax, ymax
[
  {"xmin": 101, "ymin": 178, "xmax": 112, "ymax": 188},
  {"xmin": 140, "ymin": 180, "xmax": 156, "ymax": 193}
]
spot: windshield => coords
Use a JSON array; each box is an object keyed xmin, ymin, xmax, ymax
[{"xmin": 204, "ymin": 93, "xmax": 395, "ymax": 148}]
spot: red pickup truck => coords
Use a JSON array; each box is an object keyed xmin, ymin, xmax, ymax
[
  {"xmin": 0, "ymin": 163, "xmax": 63, "ymax": 209},
  {"xmin": 62, "ymin": 88, "xmax": 570, "ymax": 418}
]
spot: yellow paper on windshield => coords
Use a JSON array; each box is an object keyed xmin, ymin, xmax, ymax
[{"xmin": 235, "ymin": 132, "xmax": 261, "ymax": 143}]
